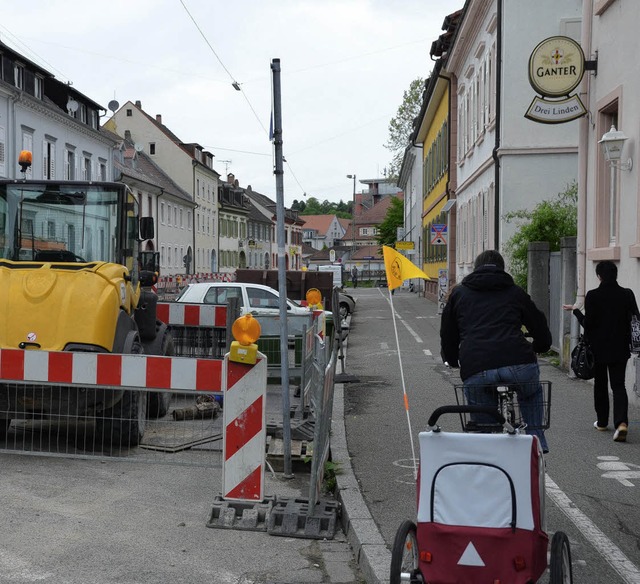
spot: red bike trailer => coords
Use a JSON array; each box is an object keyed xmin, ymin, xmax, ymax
[{"xmin": 390, "ymin": 405, "xmax": 572, "ymax": 584}]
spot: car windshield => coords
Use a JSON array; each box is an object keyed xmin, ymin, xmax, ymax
[{"xmin": 0, "ymin": 182, "xmax": 122, "ymax": 262}]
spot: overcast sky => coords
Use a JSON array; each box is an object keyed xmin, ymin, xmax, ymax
[{"xmin": 1, "ymin": 0, "xmax": 462, "ymax": 206}]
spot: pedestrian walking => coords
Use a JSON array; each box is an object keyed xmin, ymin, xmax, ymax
[
  {"xmin": 440, "ymin": 250, "xmax": 552, "ymax": 452},
  {"xmin": 563, "ymin": 260, "xmax": 639, "ymax": 442},
  {"xmin": 351, "ymin": 266, "xmax": 358, "ymax": 288}
]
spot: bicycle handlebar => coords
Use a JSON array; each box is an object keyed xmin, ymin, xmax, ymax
[{"xmin": 427, "ymin": 405, "xmax": 506, "ymax": 427}]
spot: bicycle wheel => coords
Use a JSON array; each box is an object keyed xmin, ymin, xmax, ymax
[
  {"xmin": 390, "ymin": 519, "xmax": 420, "ymax": 584},
  {"xmin": 549, "ymin": 531, "xmax": 573, "ymax": 584}
]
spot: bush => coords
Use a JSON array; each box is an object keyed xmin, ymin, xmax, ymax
[{"xmin": 503, "ymin": 183, "xmax": 577, "ymax": 289}]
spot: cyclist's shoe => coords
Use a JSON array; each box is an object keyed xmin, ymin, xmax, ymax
[
  {"xmin": 594, "ymin": 421, "xmax": 609, "ymax": 431},
  {"xmin": 613, "ymin": 423, "xmax": 628, "ymax": 442}
]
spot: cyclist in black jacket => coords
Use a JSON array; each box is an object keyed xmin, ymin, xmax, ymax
[{"xmin": 440, "ymin": 250, "xmax": 552, "ymax": 452}]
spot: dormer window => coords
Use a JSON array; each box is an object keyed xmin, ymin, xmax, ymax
[
  {"xmin": 34, "ymin": 75, "xmax": 43, "ymax": 99},
  {"xmin": 14, "ymin": 63, "xmax": 24, "ymax": 89}
]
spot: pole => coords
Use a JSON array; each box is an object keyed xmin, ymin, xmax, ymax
[{"xmin": 271, "ymin": 58, "xmax": 293, "ymax": 478}]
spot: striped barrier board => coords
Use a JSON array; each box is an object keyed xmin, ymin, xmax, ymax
[
  {"xmin": 157, "ymin": 302, "xmax": 227, "ymax": 328},
  {"xmin": 222, "ymin": 353, "xmax": 268, "ymax": 502},
  {"xmin": 0, "ymin": 348, "xmax": 223, "ymax": 393}
]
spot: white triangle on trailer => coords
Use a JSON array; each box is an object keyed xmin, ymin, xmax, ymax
[{"xmin": 457, "ymin": 542, "xmax": 485, "ymax": 566}]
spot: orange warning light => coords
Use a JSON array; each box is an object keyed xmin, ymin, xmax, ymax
[
  {"xmin": 232, "ymin": 314, "xmax": 261, "ymax": 345},
  {"xmin": 305, "ymin": 288, "xmax": 322, "ymax": 306},
  {"xmin": 18, "ymin": 150, "xmax": 33, "ymax": 172}
]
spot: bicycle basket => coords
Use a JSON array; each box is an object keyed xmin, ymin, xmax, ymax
[{"xmin": 453, "ymin": 381, "xmax": 551, "ymax": 433}]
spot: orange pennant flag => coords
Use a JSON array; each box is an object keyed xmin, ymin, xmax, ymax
[{"xmin": 383, "ymin": 245, "xmax": 429, "ymax": 291}]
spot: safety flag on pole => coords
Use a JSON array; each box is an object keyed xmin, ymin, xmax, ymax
[{"xmin": 383, "ymin": 245, "xmax": 428, "ymax": 291}]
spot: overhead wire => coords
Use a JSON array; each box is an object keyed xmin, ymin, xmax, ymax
[{"xmin": 179, "ymin": 0, "xmax": 307, "ymax": 198}]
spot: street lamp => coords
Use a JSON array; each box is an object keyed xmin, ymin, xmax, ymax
[{"xmin": 347, "ymin": 174, "xmax": 356, "ymax": 251}]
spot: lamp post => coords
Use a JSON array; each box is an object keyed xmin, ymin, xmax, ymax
[
  {"xmin": 347, "ymin": 174, "xmax": 356, "ymax": 252},
  {"xmin": 599, "ymin": 125, "xmax": 633, "ymax": 245}
]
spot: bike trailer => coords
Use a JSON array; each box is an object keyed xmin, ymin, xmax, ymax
[{"xmin": 416, "ymin": 430, "xmax": 547, "ymax": 583}]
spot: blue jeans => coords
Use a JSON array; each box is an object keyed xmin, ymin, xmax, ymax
[{"xmin": 463, "ymin": 362, "xmax": 548, "ymax": 453}]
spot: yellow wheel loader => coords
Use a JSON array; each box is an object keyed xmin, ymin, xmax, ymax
[{"xmin": 0, "ymin": 177, "xmax": 173, "ymax": 447}]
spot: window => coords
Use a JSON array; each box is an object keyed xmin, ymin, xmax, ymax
[
  {"xmin": 179, "ymin": 209, "xmax": 183, "ymax": 228},
  {"xmin": 160, "ymin": 203, "xmax": 165, "ymax": 224},
  {"xmin": 83, "ymin": 156, "xmax": 91, "ymax": 180},
  {"xmin": 149, "ymin": 143, "xmax": 156, "ymax": 155},
  {"xmin": 99, "ymin": 159, "xmax": 107, "ymax": 181},
  {"xmin": 187, "ymin": 211, "xmax": 192, "ymax": 230},
  {"xmin": 64, "ymin": 148, "xmax": 75, "ymax": 180},
  {"xmin": 47, "ymin": 221, "xmax": 56, "ymax": 239},
  {"xmin": 204, "ymin": 285, "xmax": 242, "ymax": 305},
  {"xmin": 89, "ymin": 110, "xmax": 98, "ymax": 130},
  {"xmin": 78, "ymin": 104, "xmax": 87, "ymax": 124},
  {"xmin": 126, "ymin": 109, "xmax": 132, "ymax": 117}
]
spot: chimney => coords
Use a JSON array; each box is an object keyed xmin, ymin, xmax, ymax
[
  {"xmin": 124, "ymin": 130, "xmax": 132, "ymax": 141},
  {"xmin": 135, "ymin": 100, "xmax": 142, "ymax": 108},
  {"xmin": 156, "ymin": 114, "xmax": 162, "ymax": 124},
  {"xmin": 227, "ymin": 173, "xmax": 235, "ymax": 184}
]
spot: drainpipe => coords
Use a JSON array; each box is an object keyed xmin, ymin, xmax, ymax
[
  {"xmin": 572, "ymin": 0, "xmax": 594, "ymax": 346},
  {"xmin": 492, "ymin": 0, "xmax": 503, "ymax": 250},
  {"xmin": 438, "ymin": 71, "xmax": 455, "ymax": 284}
]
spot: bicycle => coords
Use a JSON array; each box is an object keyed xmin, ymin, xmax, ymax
[{"xmin": 453, "ymin": 381, "xmax": 551, "ymax": 435}]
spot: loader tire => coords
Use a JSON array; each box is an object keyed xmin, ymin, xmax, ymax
[
  {"xmin": 96, "ymin": 335, "xmax": 147, "ymax": 448},
  {"xmin": 147, "ymin": 334, "xmax": 175, "ymax": 419}
]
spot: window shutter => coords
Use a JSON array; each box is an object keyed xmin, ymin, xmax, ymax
[
  {"xmin": 50, "ymin": 146, "xmax": 56, "ymax": 179},
  {"xmin": 42, "ymin": 140, "xmax": 47, "ymax": 179},
  {"xmin": 0, "ymin": 125, "xmax": 5, "ymax": 176}
]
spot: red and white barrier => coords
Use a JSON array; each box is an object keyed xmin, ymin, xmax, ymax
[
  {"xmin": 0, "ymin": 348, "xmax": 222, "ymax": 393},
  {"xmin": 157, "ymin": 302, "xmax": 227, "ymax": 327},
  {"xmin": 222, "ymin": 353, "xmax": 267, "ymax": 501}
]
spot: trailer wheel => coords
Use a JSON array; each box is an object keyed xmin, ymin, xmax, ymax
[
  {"xmin": 390, "ymin": 519, "xmax": 420, "ymax": 584},
  {"xmin": 147, "ymin": 334, "xmax": 174, "ymax": 419},
  {"xmin": 96, "ymin": 334, "xmax": 147, "ymax": 447},
  {"xmin": 549, "ymin": 531, "xmax": 573, "ymax": 584}
]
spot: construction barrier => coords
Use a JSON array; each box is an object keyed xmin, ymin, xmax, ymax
[
  {"xmin": 0, "ymin": 348, "xmax": 222, "ymax": 392},
  {"xmin": 222, "ymin": 353, "xmax": 268, "ymax": 501}
]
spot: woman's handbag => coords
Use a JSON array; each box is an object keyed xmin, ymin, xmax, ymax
[{"xmin": 571, "ymin": 335, "xmax": 595, "ymax": 380}]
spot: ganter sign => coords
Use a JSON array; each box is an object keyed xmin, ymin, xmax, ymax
[{"xmin": 525, "ymin": 36, "xmax": 587, "ymax": 124}]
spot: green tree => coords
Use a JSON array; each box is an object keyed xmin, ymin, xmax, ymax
[
  {"xmin": 384, "ymin": 77, "xmax": 424, "ymax": 180},
  {"xmin": 377, "ymin": 197, "xmax": 404, "ymax": 247},
  {"xmin": 291, "ymin": 199, "xmax": 306, "ymax": 212},
  {"xmin": 503, "ymin": 183, "xmax": 578, "ymax": 289}
]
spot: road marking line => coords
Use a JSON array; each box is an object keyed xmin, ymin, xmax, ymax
[
  {"xmin": 423, "ymin": 349, "xmax": 432, "ymax": 357},
  {"xmin": 545, "ymin": 474, "xmax": 640, "ymax": 582}
]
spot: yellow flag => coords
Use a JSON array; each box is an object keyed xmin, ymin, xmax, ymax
[{"xmin": 383, "ymin": 245, "xmax": 428, "ymax": 291}]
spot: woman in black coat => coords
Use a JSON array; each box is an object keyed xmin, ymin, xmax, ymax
[{"xmin": 564, "ymin": 261, "xmax": 639, "ymax": 442}]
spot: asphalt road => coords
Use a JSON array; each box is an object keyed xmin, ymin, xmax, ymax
[{"xmin": 343, "ymin": 286, "xmax": 640, "ymax": 583}]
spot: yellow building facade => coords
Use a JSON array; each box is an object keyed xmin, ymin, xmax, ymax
[{"xmin": 415, "ymin": 74, "xmax": 450, "ymax": 297}]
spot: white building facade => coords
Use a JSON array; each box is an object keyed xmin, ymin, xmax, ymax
[{"xmin": 447, "ymin": 0, "xmax": 581, "ymax": 278}]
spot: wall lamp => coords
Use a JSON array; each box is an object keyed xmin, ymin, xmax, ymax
[{"xmin": 599, "ymin": 125, "xmax": 633, "ymax": 171}]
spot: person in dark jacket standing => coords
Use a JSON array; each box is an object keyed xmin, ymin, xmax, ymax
[
  {"xmin": 441, "ymin": 250, "xmax": 552, "ymax": 452},
  {"xmin": 563, "ymin": 261, "xmax": 639, "ymax": 442}
]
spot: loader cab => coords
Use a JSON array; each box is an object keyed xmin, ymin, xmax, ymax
[{"xmin": 0, "ymin": 179, "xmax": 151, "ymax": 289}]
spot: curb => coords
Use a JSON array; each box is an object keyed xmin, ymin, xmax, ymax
[{"xmin": 331, "ymin": 324, "xmax": 390, "ymax": 584}]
